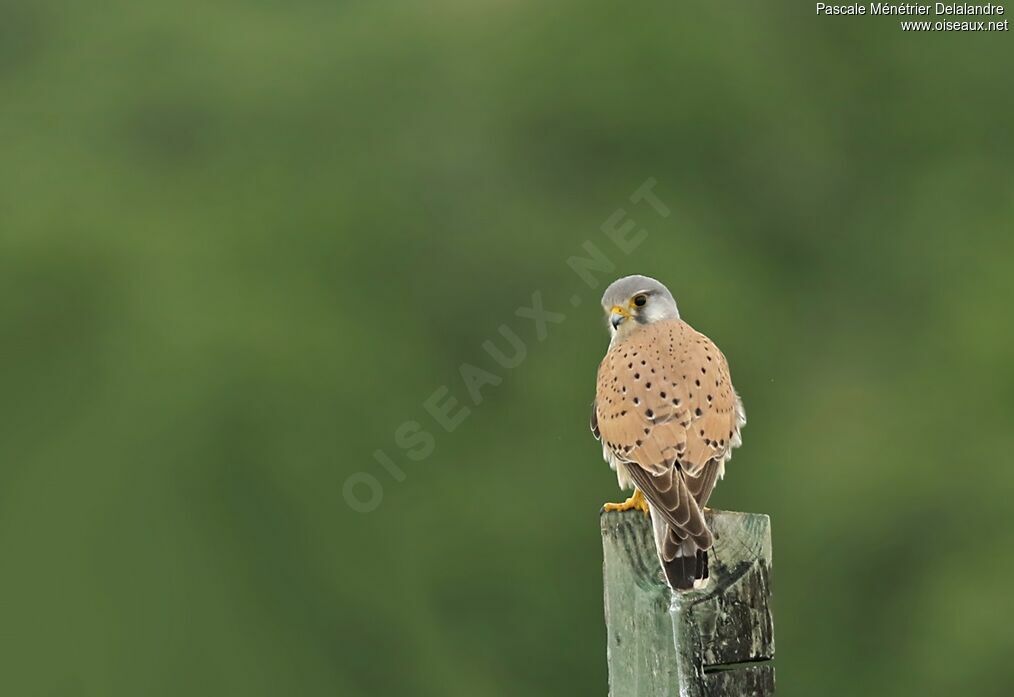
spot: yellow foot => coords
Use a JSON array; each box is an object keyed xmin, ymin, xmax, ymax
[{"xmin": 602, "ymin": 489, "xmax": 650, "ymax": 514}]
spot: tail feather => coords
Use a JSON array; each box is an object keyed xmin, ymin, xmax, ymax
[
  {"xmin": 649, "ymin": 504, "xmax": 711, "ymax": 590},
  {"xmin": 662, "ymin": 549, "xmax": 709, "ymax": 590},
  {"xmin": 653, "ymin": 505, "xmax": 709, "ymax": 592}
]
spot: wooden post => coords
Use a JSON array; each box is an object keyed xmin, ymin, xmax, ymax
[{"xmin": 601, "ymin": 509, "xmax": 775, "ymax": 697}]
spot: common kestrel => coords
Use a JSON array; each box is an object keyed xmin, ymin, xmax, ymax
[{"xmin": 591, "ymin": 275, "xmax": 745, "ymax": 589}]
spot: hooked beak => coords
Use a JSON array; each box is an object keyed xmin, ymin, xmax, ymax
[{"xmin": 609, "ymin": 305, "xmax": 630, "ymax": 329}]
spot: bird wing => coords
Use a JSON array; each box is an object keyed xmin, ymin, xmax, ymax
[{"xmin": 594, "ymin": 319, "xmax": 741, "ymax": 548}]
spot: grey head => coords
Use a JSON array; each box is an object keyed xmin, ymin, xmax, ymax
[{"xmin": 600, "ymin": 274, "xmax": 680, "ymax": 341}]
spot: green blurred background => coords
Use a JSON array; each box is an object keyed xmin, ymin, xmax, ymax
[{"xmin": 3, "ymin": 1, "xmax": 1013, "ymax": 695}]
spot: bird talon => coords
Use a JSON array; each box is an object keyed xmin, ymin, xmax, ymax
[{"xmin": 603, "ymin": 489, "xmax": 650, "ymax": 514}]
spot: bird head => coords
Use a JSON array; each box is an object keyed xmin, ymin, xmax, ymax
[{"xmin": 601, "ymin": 275, "xmax": 680, "ymax": 341}]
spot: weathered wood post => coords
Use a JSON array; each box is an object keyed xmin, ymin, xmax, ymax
[{"xmin": 601, "ymin": 509, "xmax": 775, "ymax": 697}]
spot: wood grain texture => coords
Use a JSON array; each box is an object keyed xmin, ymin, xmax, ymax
[{"xmin": 601, "ymin": 509, "xmax": 775, "ymax": 697}]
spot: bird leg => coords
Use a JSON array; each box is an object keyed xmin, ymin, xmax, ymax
[{"xmin": 603, "ymin": 489, "xmax": 650, "ymax": 514}]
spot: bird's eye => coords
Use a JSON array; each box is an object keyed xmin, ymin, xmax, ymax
[{"xmin": 633, "ymin": 294, "xmax": 647, "ymax": 307}]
